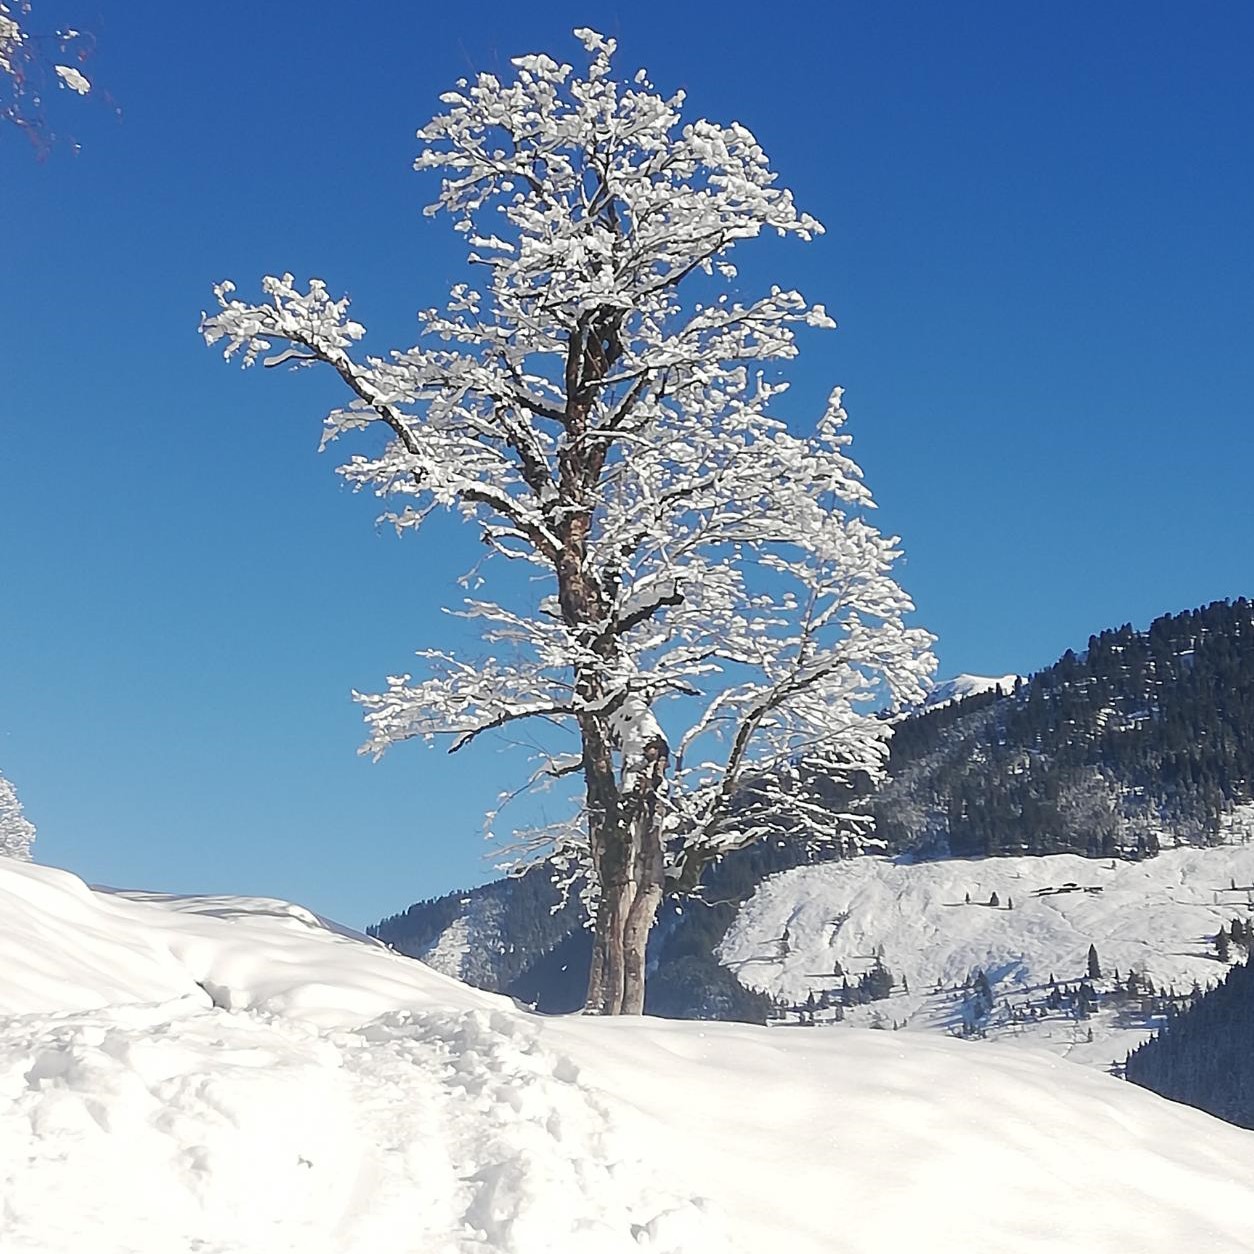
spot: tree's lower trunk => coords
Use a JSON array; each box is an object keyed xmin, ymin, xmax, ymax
[
  {"xmin": 621, "ymin": 830, "xmax": 663, "ymax": 1014},
  {"xmin": 584, "ymin": 866, "xmax": 662, "ymax": 1015},
  {"xmin": 605, "ymin": 876, "xmax": 634, "ymax": 1014},
  {"xmin": 583, "ymin": 733, "xmax": 667, "ymax": 1016},
  {"xmin": 585, "ymin": 899, "xmax": 610, "ymax": 1015}
]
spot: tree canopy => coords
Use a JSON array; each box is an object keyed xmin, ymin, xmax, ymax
[{"xmin": 203, "ymin": 29, "xmax": 933, "ymax": 1012}]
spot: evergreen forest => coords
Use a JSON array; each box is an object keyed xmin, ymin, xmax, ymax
[
  {"xmin": 878, "ymin": 598, "xmax": 1254, "ymax": 858},
  {"xmin": 1125, "ymin": 952, "xmax": 1254, "ymax": 1129}
]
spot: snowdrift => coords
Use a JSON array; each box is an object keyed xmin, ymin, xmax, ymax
[{"xmin": 2, "ymin": 857, "xmax": 1253, "ymax": 1253}]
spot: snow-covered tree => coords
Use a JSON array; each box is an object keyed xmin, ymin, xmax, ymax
[
  {"xmin": 1087, "ymin": 944, "xmax": 1102, "ymax": 981},
  {"xmin": 202, "ymin": 29, "xmax": 934, "ymax": 1014},
  {"xmin": 0, "ymin": 769, "xmax": 36, "ymax": 859},
  {"xmin": 1, "ymin": 1, "xmax": 91, "ymax": 149}
]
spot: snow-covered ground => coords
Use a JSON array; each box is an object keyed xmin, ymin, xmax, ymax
[
  {"xmin": 4, "ymin": 858, "xmax": 1254, "ymax": 1252},
  {"xmin": 719, "ymin": 836, "xmax": 1254, "ymax": 1069}
]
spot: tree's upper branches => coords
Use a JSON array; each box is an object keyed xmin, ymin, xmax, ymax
[
  {"xmin": 1, "ymin": 1, "xmax": 91, "ymax": 149},
  {"xmin": 201, "ymin": 28, "xmax": 935, "ymax": 887}
]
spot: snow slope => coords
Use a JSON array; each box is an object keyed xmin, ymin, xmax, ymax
[
  {"xmin": 921, "ymin": 672, "xmax": 1021, "ymax": 709},
  {"xmin": 3, "ymin": 858, "xmax": 1254, "ymax": 1253},
  {"xmin": 417, "ymin": 889, "xmax": 509, "ymax": 989},
  {"xmin": 719, "ymin": 837, "xmax": 1254, "ymax": 1068}
]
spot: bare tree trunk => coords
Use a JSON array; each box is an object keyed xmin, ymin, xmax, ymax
[
  {"xmin": 581, "ymin": 712, "xmax": 629, "ymax": 1015},
  {"xmin": 585, "ymin": 904, "xmax": 609, "ymax": 1014},
  {"xmin": 604, "ymin": 877, "xmax": 633, "ymax": 1014},
  {"xmin": 558, "ymin": 306, "xmax": 659, "ymax": 1016},
  {"xmin": 585, "ymin": 731, "xmax": 667, "ymax": 1015},
  {"xmin": 621, "ymin": 831, "xmax": 663, "ymax": 1015},
  {"xmin": 586, "ymin": 854, "xmax": 659, "ymax": 1015}
]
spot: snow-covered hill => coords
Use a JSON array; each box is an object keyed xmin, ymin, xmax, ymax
[
  {"xmin": 719, "ymin": 829, "xmax": 1254, "ymax": 1069},
  {"xmin": 920, "ymin": 672, "xmax": 1021, "ymax": 709},
  {"xmin": 4, "ymin": 858, "xmax": 1254, "ymax": 1252}
]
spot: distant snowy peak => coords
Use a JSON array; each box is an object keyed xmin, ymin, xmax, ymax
[{"xmin": 922, "ymin": 673, "xmax": 1022, "ymax": 710}]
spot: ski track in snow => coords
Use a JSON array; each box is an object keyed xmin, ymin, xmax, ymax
[
  {"xmin": 0, "ymin": 861, "xmax": 725, "ymax": 1254},
  {"xmin": 1, "ymin": 1003, "xmax": 717, "ymax": 1253}
]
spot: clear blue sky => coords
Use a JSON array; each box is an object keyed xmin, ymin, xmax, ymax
[{"xmin": 3, "ymin": 2, "xmax": 1251, "ymax": 927}]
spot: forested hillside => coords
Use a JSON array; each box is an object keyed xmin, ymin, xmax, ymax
[
  {"xmin": 373, "ymin": 598, "xmax": 1254, "ymax": 1020},
  {"xmin": 879, "ymin": 598, "xmax": 1254, "ymax": 858},
  {"xmin": 370, "ymin": 866, "xmax": 577, "ymax": 994},
  {"xmin": 1126, "ymin": 950, "xmax": 1254, "ymax": 1129}
]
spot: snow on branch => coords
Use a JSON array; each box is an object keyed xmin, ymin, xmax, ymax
[
  {"xmin": 0, "ymin": 769, "xmax": 35, "ymax": 859},
  {"xmin": 352, "ymin": 648, "xmax": 578, "ymax": 760},
  {"xmin": 2, "ymin": 2, "xmax": 93, "ymax": 149}
]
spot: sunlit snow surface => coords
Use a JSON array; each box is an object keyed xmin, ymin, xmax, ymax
[
  {"xmin": 3, "ymin": 860, "xmax": 1254, "ymax": 1252},
  {"xmin": 720, "ymin": 833, "xmax": 1254, "ymax": 1068},
  {"xmin": 920, "ymin": 671, "xmax": 1022, "ymax": 709}
]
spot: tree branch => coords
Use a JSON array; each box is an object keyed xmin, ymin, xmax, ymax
[{"xmin": 449, "ymin": 702, "xmax": 576, "ymax": 753}]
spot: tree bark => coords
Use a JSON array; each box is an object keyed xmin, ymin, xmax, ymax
[
  {"xmin": 554, "ymin": 304, "xmax": 671, "ymax": 1016},
  {"xmin": 621, "ymin": 733, "xmax": 667, "ymax": 1012},
  {"xmin": 583, "ymin": 730, "xmax": 668, "ymax": 1014},
  {"xmin": 580, "ymin": 711, "xmax": 624, "ymax": 1014},
  {"xmin": 585, "ymin": 837, "xmax": 663, "ymax": 1014},
  {"xmin": 621, "ymin": 838, "xmax": 663, "ymax": 1014}
]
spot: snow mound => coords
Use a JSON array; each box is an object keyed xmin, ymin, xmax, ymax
[
  {"xmin": 0, "ymin": 861, "xmax": 721, "ymax": 1253},
  {"xmin": 3, "ymin": 858, "xmax": 1254, "ymax": 1252},
  {"xmin": 0, "ymin": 859, "xmax": 196, "ymax": 1013}
]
